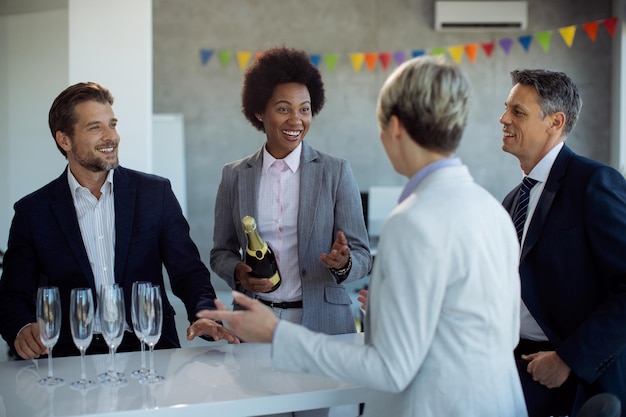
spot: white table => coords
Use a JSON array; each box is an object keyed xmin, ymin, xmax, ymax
[{"xmin": 0, "ymin": 333, "xmax": 369, "ymax": 417}]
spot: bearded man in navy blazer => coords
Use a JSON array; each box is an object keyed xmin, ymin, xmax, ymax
[
  {"xmin": 0, "ymin": 82, "xmax": 238, "ymax": 360},
  {"xmin": 501, "ymin": 69, "xmax": 626, "ymax": 417}
]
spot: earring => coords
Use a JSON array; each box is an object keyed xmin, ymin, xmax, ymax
[{"xmin": 258, "ymin": 117, "xmax": 263, "ymax": 122}]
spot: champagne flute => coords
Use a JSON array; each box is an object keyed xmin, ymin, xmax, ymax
[
  {"xmin": 131, "ymin": 281, "xmax": 151, "ymax": 378},
  {"xmin": 69, "ymin": 287, "xmax": 96, "ymax": 389},
  {"xmin": 36, "ymin": 286, "xmax": 64, "ymax": 386},
  {"xmin": 98, "ymin": 284, "xmax": 128, "ymax": 386},
  {"xmin": 138, "ymin": 284, "xmax": 164, "ymax": 384}
]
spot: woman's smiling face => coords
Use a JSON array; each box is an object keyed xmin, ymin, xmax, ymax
[{"xmin": 257, "ymin": 82, "xmax": 312, "ymax": 159}]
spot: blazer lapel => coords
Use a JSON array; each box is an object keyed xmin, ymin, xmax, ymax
[
  {"xmin": 298, "ymin": 142, "xmax": 322, "ymax": 256},
  {"xmin": 50, "ymin": 168, "xmax": 96, "ymax": 288},
  {"xmin": 521, "ymin": 145, "xmax": 571, "ymax": 260},
  {"xmin": 113, "ymin": 167, "xmax": 135, "ymax": 284},
  {"xmin": 238, "ymin": 149, "xmax": 263, "ymax": 243}
]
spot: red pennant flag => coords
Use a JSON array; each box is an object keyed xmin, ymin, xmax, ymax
[
  {"xmin": 481, "ymin": 42, "xmax": 495, "ymax": 57},
  {"xmin": 582, "ymin": 21, "xmax": 599, "ymax": 41},
  {"xmin": 603, "ymin": 17, "xmax": 618, "ymax": 37},
  {"xmin": 379, "ymin": 52, "xmax": 392, "ymax": 70},
  {"xmin": 364, "ymin": 53, "xmax": 378, "ymax": 72}
]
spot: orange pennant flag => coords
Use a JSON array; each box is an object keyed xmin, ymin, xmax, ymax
[
  {"xmin": 558, "ymin": 25, "xmax": 576, "ymax": 47},
  {"xmin": 379, "ymin": 52, "xmax": 392, "ymax": 70},
  {"xmin": 236, "ymin": 51, "xmax": 252, "ymax": 70},
  {"xmin": 603, "ymin": 17, "xmax": 618, "ymax": 37},
  {"xmin": 350, "ymin": 53, "xmax": 365, "ymax": 73},
  {"xmin": 447, "ymin": 45, "xmax": 464, "ymax": 64},
  {"xmin": 582, "ymin": 21, "xmax": 599, "ymax": 41},
  {"xmin": 464, "ymin": 44, "xmax": 478, "ymax": 63},
  {"xmin": 364, "ymin": 53, "xmax": 378, "ymax": 72}
]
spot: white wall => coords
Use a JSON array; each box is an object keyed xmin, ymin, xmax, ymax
[
  {"xmin": 69, "ymin": 0, "xmax": 153, "ymax": 173},
  {"xmin": 0, "ymin": 9, "xmax": 68, "ymax": 248},
  {"xmin": 0, "ymin": 0, "xmax": 153, "ymax": 249},
  {"xmin": 153, "ymin": 114, "xmax": 188, "ymax": 216},
  {"xmin": 612, "ymin": 0, "xmax": 626, "ymax": 172}
]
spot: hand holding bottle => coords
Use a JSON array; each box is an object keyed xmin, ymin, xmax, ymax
[{"xmin": 234, "ymin": 262, "xmax": 276, "ymax": 293}]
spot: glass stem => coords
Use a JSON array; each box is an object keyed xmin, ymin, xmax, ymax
[
  {"xmin": 80, "ymin": 348, "xmax": 87, "ymax": 381},
  {"xmin": 47, "ymin": 347, "xmax": 54, "ymax": 379},
  {"xmin": 149, "ymin": 344, "xmax": 155, "ymax": 377},
  {"xmin": 108, "ymin": 346, "xmax": 115, "ymax": 376},
  {"xmin": 140, "ymin": 340, "xmax": 146, "ymax": 371}
]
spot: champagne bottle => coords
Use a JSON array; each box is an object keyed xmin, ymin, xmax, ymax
[{"xmin": 242, "ymin": 215, "xmax": 281, "ymax": 293}]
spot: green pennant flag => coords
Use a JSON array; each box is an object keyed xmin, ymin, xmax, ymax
[
  {"xmin": 431, "ymin": 47, "xmax": 447, "ymax": 56},
  {"xmin": 324, "ymin": 54, "xmax": 339, "ymax": 72},
  {"xmin": 536, "ymin": 31, "xmax": 552, "ymax": 53},
  {"xmin": 218, "ymin": 50, "xmax": 233, "ymax": 69}
]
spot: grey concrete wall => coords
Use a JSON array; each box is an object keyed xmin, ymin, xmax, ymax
[{"xmin": 153, "ymin": 0, "xmax": 614, "ymax": 290}]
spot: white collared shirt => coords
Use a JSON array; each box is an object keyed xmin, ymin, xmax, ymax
[
  {"xmin": 519, "ymin": 141, "xmax": 564, "ymax": 341},
  {"xmin": 68, "ymin": 168, "xmax": 116, "ymax": 332},
  {"xmin": 256, "ymin": 144, "xmax": 302, "ymax": 302}
]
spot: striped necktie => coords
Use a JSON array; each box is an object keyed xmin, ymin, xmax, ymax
[{"xmin": 512, "ymin": 176, "xmax": 538, "ymax": 242}]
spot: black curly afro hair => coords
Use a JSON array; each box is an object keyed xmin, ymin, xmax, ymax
[{"xmin": 242, "ymin": 46, "xmax": 326, "ymax": 132}]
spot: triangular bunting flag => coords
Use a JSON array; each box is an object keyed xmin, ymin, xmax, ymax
[
  {"xmin": 324, "ymin": 54, "xmax": 339, "ymax": 72},
  {"xmin": 431, "ymin": 47, "xmax": 447, "ymax": 56},
  {"xmin": 412, "ymin": 50, "xmax": 426, "ymax": 58},
  {"xmin": 350, "ymin": 53, "xmax": 365, "ymax": 72},
  {"xmin": 393, "ymin": 51, "xmax": 407, "ymax": 66},
  {"xmin": 603, "ymin": 17, "xmax": 618, "ymax": 37},
  {"xmin": 582, "ymin": 21, "xmax": 599, "ymax": 41},
  {"xmin": 364, "ymin": 53, "xmax": 378, "ymax": 72},
  {"xmin": 558, "ymin": 25, "xmax": 576, "ymax": 47},
  {"xmin": 464, "ymin": 44, "xmax": 478, "ymax": 63},
  {"xmin": 499, "ymin": 38, "xmax": 514, "ymax": 55},
  {"xmin": 236, "ymin": 51, "xmax": 252, "ymax": 70},
  {"xmin": 447, "ymin": 45, "xmax": 464, "ymax": 64},
  {"xmin": 200, "ymin": 49, "xmax": 214, "ymax": 66},
  {"xmin": 481, "ymin": 42, "xmax": 495, "ymax": 57},
  {"xmin": 379, "ymin": 52, "xmax": 392, "ymax": 70},
  {"xmin": 536, "ymin": 31, "xmax": 552, "ymax": 52},
  {"xmin": 218, "ymin": 50, "xmax": 233, "ymax": 69},
  {"xmin": 309, "ymin": 54, "xmax": 322, "ymax": 67},
  {"xmin": 518, "ymin": 35, "xmax": 533, "ymax": 52}
]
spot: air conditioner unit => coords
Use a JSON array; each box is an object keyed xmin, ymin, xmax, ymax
[{"xmin": 435, "ymin": 1, "xmax": 528, "ymax": 31}]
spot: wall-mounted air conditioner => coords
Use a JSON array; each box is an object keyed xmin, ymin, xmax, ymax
[{"xmin": 435, "ymin": 1, "xmax": 528, "ymax": 31}]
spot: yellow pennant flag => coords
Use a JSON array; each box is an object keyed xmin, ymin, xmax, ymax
[
  {"xmin": 558, "ymin": 26, "xmax": 576, "ymax": 48},
  {"xmin": 447, "ymin": 45, "xmax": 464, "ymax": 64},
  {"xmin": 236, "ymin": 51, "xmax": 252, "ymax": 70},
  {"xmin": 350, "ymin": 53, "xmax": 365, "ymax": 73}
]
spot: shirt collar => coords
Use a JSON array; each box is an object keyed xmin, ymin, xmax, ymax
[
  {"xmin": 67, "ymin": 167, "xmax": 115, "ymax": 199},
  {"xmin": 399, "ymin": 157, "xmax": 462, "ymax": 203},
  {"xmin": 262, "ymin": 142, "xmax": 302, "ymax": 174},
  {"xmin": 527, "ymin": 141, "xmax": 564, "ymax": 183}
]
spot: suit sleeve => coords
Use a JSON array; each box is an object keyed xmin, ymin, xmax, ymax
[
  {"xmin": 159, "ymin": 179, "xmax": 217, "ymax": 321},
  {"xmin": 556, "ymin": 166, "xmax": 626, "ymax": 383},
  {"xmin": 210, "ymin": 164, "xmax": 243, "ymax": 290},
  {"xmin": 331, "ymin": 160, "xmax": 372, "ymax": 283}
]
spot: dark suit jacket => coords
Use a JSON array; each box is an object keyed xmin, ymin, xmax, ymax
[
  {"xmin": 0, "ymin": 166, "xmax": 217, "ymax": 357},
  {"xmin": 503, "ymin": 145, "xmax": 626, "ymax": 415}
]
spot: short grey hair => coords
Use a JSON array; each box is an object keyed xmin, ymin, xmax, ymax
[
  {"xmin": 376, "ymin": 55, "xmax": 471, "ymax": 153},
  {"xmin": 510, "ymin": 69, "xmax": 582, "ymax": 136}
]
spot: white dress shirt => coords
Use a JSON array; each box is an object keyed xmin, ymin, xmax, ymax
[
  {"xmin": 68, "ymin": 168, "xmax": 116, "ymax": 332},
  {"xmin": 519, "ymin": 141, "xmax": 564, "ymax": 341}
]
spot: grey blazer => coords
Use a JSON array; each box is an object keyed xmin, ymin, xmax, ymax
[{"xmin": 210, "ymin": 141, "xmax": 372, "ymax": 334}]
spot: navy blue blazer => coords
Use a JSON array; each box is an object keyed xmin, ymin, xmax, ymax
[
  {"xmin": 0, "ymin": 166, "xmax": 217, "ymax": 357},
  {"xmin": 503, "ymin": 145, "xmax": 626, "ymax": 413}
]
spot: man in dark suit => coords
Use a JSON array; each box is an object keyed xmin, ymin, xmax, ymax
[
  {"xmin": 501, "ymin": 69, "xmax": 626, "ymax": 417},
  {"xmin": 0, "ymin": 82, "xmax": 238, "ymax": 360}
]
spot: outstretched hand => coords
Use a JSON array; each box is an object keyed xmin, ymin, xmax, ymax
[
  {"xmin": 186, "ymin": 318, "xmax": 240, "ymax": 344},
  {"xmin": 196, "ymin": 291, "xmax": 278, "ymax": 343},
  {"xmin": 319, "ymin": 231, "xmax": 351, "ymax": 270}
]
